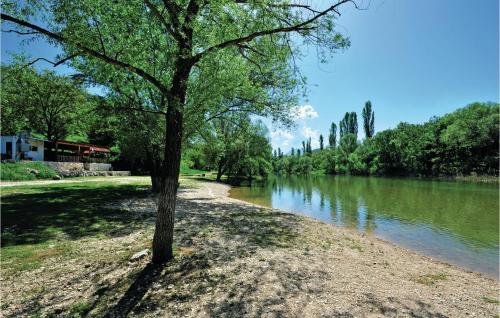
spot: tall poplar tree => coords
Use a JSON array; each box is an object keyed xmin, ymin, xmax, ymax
[
  {"xmin": 362, "ymin": 100, "xmax": 375, "ymax": 138},
  {"xmin": 329, "ymin": 122, "xmax": 337, "ymax": 148}
]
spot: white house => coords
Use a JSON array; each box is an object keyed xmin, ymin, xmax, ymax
[
  {"xmin": 1, "ymin": 132, "xmax": 110, "ymax": 163},
  {"xmin": 1, "ymin": 134, "xmax": 45, "ymax": 161}
]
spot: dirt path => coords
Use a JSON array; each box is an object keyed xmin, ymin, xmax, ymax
[
  {"xmin": 0, "ymin": 176, "xmax": 150, "ymax": 187},
  {"xmin": 1, "ymin": 180, "xmax": 498, "ymax": 317}
]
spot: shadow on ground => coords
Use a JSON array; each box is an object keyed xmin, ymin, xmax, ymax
[
  {"xmin": 1, "ymin": 183, "xmax": 151, "ymax": 246},
  {"xmin": 2, "ymin": 184, "xmax": 451, "ymax": 318},
  {"xmin": 91, "ymin": 195, "xmax": 447, "ymax": 318}
]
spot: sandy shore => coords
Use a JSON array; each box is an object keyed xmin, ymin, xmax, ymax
[{"xmin": 1, "ymin": 179, "xmax": 498, "ymax": 317}]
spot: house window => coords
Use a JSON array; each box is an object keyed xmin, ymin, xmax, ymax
[
  {"xmin": 30, "ymin": 146, "xmax": 38, "ymax": 152},
  {"xmin": 6, "ymin": 142, "xmax": 12, "ymax": 159}
]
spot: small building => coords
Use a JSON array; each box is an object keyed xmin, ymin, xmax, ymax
[
  {"xmin": 0, "ymin": 133, "xmax": 110, "ymax": 163},
  {"xmin": 1, "ymin": 134, "xmax": 45, "ymax": 161}
]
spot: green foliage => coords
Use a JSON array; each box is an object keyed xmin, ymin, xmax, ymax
[
  {"xmin": 325, "ymin": 149, "xmax": 336, "ymax": 174},
  {"xmin": 70, "ymin": 301, "xmax": 92, "ymax": 317},
  {"xmin": 179, "ymin": 160, "xmax": 208, "ymax": 175},
  {"xmin": 339, "ymin": 112, "xmax": 358, "ymax": 138},
  {"xmin": 0, "ymin": 162, "xmax": 58, "ymax": 181},
  {"xmin": 199, "ymin": 116, "xmax": 273, "ymax": 182},
  {"xmin": 362, "ymin": 101, "xmax": 375, "ymax": 138},
  {"xmin": 273, "ymin": 103, "xmax": 499, "ymax": 178},
  {"xmin": 329, "ymin": 122, "xmax": 337, "ymax": 148},
  {"xmin": 1, "ymin": 63, "xmax": 94, "ymax": 141}
]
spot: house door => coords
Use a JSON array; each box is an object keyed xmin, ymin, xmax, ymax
[{"xmin": 6, "ymin": 142, "xmax": 12, "ymax": 159}]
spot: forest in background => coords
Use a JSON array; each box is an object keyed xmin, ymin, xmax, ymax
[
  {"xmin": 2, "ymin": 64, "xmax": 498, "ymax": 182},
  {"xmin": 270, "ymin": 102, "xmax": 499, "ymax": 178}
]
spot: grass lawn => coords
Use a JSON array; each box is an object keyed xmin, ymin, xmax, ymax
[
  {"xmin": 0, "ymin": 162, "xmax": 58, "ymax": 181},
  {"xmin": 1, "ymin": 179, "xmax": 152, "ymax": 275}
]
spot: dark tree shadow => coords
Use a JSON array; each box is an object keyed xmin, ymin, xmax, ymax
[
  {"xmin": 92, "ymin": 196, "xmax": 302, "ymax": 317},
  {"xmin": 4, "ymin": 183, "xmax": 453, "ymax": 318},
  {"xmin": 1, "ymin": 183, "xmax": 151, "ymax": 246},
  {"xmin": 104, "ymin": 263, "xmax": 164, "ymax": 318}
]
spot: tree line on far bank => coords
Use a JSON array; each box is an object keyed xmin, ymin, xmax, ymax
[
  {"xmin": 271, "ymin": 101, "xmax": 499, "ymax": 177},
  {"xmin": 3, "ymin": 63, "xmax": 497, "ymax": 181}
]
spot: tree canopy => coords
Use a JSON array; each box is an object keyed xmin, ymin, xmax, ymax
[
  {"xmin": 1, "ymin": 63, "xmax": 93, "ymax": 141},
  {"xmin": 2, "ymin": 0, "xmax": 356, "ymax": 263},
  {"xmin": 272, "ymin": 102, "xmax": 499, "ymax": 177}
]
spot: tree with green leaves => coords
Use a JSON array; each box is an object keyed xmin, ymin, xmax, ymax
[
  {"xmin": 329, "ymin": 122, "xmax": 337, "ymax": 148},
  {"xmin": 349, "ymin": 112, "xmax": 358, "ymax": 136},
  {"xmin": 203, "ymin": 115, "xmax": 272, "ymax": 182},
  {"xmin": 2, "ymin": 0, "xmax": 354, "ymax": 263},
  {"xmin": 339, "ymin": 112, "xmax": 348, "ymax": 138},
  {"xmin": 339, "ymin": 112, "xmax": 357, "ymax": 138},
  {"xmin": 362, "ymin": 100, "xmax": 375, "ymax": 138},
  {"xmin": 1, "ymin": 63, "xmax": 92, "ymax": 141},
  {"xmin": 319, "ymin": 134, "xmax": 324, "ymax": 150},
  {"xmin": 291, "ymin": 147, "xmax": 295, "ymax": 156}
]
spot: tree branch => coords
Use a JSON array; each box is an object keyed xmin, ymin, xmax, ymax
[
  {"xmin": 144, "ymin": 0, "xmax": 182, "ymax": 42},
  {"xmin": 1, "ymin": 13, "xmax": 169, "ymax": 96},
  {"xmin": 162, "ymin": 0, "xmax": 182, "ymax": 35},
  {"xmin": 192, "ymin": 0, "xmax": 353, "ymax": 64},
  {"xmin": 2, "ymin": 29, "xmax": 40, "ymax": 35}
]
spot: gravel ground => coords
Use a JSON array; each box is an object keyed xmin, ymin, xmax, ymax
[{"xmin": 1, "ymin": 180, "xmax": 498, "ymax": 317}]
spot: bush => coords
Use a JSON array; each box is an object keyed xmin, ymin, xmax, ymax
[
  {"xmin": 179, "ymin": 160, "xmax": 208, "ymax": 175},
  {"xmin": 0, "ymin": 162, "xmax": 58, "ymax": 181}
]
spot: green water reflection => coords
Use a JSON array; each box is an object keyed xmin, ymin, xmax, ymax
[{"xmin": 230, "ymin": 175, "xmax": 499, "ymax": 277}]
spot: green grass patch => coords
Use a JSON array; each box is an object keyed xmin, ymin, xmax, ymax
[
  {"xmin": 481, "ymin": 296, "xmax": 500, "ymax": 304},
  {"xmin": 1, "ymin": 180, "xmax": 151, "ymax": 274},
  {"xmin": 412, "ymin": 273, "xmax": 448, "ymax": 286},
  {"xmin": 350, "ymin": 243, "xmax": 364, "ymax": 252},
  {"xmin": 70, "ymin": 300, "xmax": 92, "ymax": 317},
  {"xmin": 0, "ymin": 162, "xmax": 58, "ymax": 181},
  {"xmin": 2, "ymin": 242, "xmax": 72, "ymax": 273},
  {"xmin": 179, "ymin": 161, "xmax": 209, "ymax": 176}
]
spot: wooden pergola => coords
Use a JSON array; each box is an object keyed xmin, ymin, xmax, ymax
[{"xmin": 44, "ymin": 140, "xmax": 110, "ymax": 163}]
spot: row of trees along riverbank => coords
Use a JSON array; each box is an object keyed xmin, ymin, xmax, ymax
[
  {"xmin": 3, "ymin": 64, "xmax": 497, "ymax": 181},
  {"xmin": 271, "ymin": 102, "xmax": 499, "ymax": 177}
]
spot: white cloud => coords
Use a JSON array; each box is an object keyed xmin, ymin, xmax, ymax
[
  {"xmin": 268, "ymin": 104, "xmax": 321, "ymax": 152},
  {"xmin": 300, "ymin": 126, "xmax": 320, "ymax": 148},
  {"xmin": 292, "ymin": 104, "xmax": 319, "ymax": 120},
  {"xmin": 270, "ymin": 129, "xmax": 294, "ymax": 151}
]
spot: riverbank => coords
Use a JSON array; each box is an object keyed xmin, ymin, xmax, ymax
[{"xmin": 1, "ymin": 178, "xmax": 498, "ymax": 317}]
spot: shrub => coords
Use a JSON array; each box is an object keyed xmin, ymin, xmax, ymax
[{"xmin": 0, "ymin": 162, "xmax": 58, "ymax": 181}]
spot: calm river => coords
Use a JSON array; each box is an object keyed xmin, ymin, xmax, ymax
[{"xmin": 229, "ymin": 175, "xmax": 499, "ymax": 278}]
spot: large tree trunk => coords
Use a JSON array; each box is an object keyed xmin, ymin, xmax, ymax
[
  {"xmin": 150, "ymin": 172, "xmax": 162, "ymax": 193},
  {"xmin": 151, "ymin": 56, "xmax": 191, "ymax": 264},
  {"xmin": 145, "ymin": 146, "xmax": 162, "ymax": 193},
  {"xmin": 152, "ymin": 107, "xmax": 183, "ymax": 263},
  {"xmin": 216, "ymin": 163, "xmax": 224, "ymax": 182},
  {"xmin": 149, "ymin": 156, "xmax": 163, "ymax": 193}
]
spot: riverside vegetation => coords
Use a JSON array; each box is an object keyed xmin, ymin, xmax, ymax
[{"xmin": 268, "ymin": 102, "xmax": 499, "ymax": 178}]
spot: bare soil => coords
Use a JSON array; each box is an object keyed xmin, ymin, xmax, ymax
[{"xmin": 1, "ymin": 179, "xmax": 498, "ymax": 317}]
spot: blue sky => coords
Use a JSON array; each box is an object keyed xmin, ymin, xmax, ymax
[
  {"xmin": 271, "ymin": 0, "xmax": 499, "ymax": 151},
  {"xmin": 2, "ymin": 0, "xmax": 499, "ymax": 152}
]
